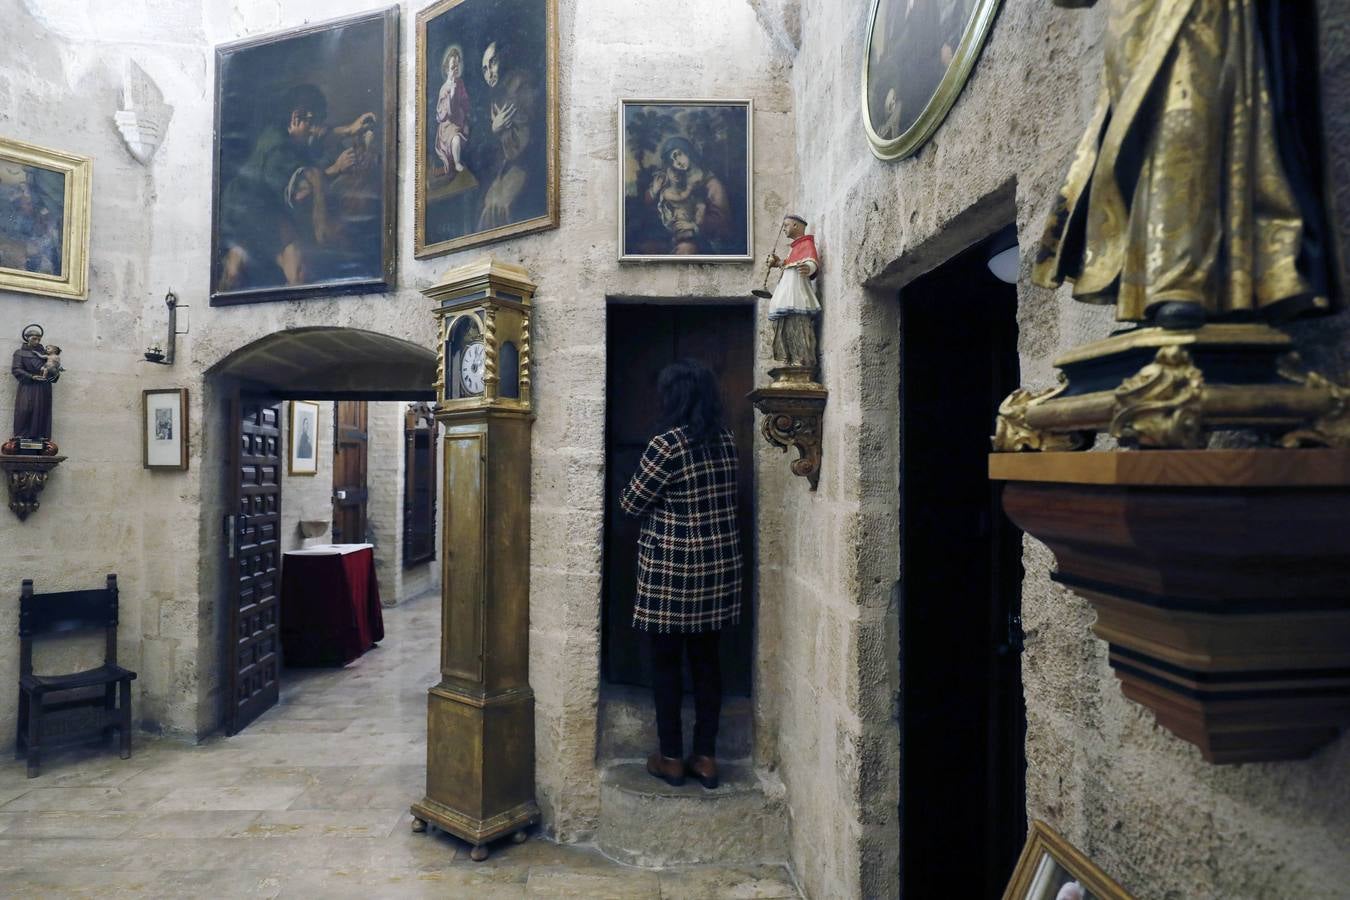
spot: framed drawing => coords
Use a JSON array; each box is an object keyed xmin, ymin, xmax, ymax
[
  {"xmin": 210, "ymin": 7, "xmax": 399, "ymax": 306},
  {"xmin": 143, "ymin": 388, "xmax": 188, "ymax": 470},
  {"xmin": 1002, "ymin": 821, "xmax": 1136, "ymax": 900},
  {"xmin": 289, "ymin": 400, "xmax": 320, "ymax": 476},
  {"xmin": 619, "ymin": 99, "xmax": 753, "ymax": 263},
  {"xmin": 862, "ymin": 0, "xmax": 1002, "ymax": 160},
  {"xmin": 415, "ymin": 0, "xmax": 560, "ymax": 258},
  {"xmin": 0, "ymin": 136, "xmax": 91, "ymax": 300}
]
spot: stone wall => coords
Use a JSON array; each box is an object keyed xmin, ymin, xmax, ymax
[
  {"xmin": 785, "ymin": 1, "xmax": 1350, "ymax": 898},
  {"xmin": 0, "ymin": 0, "xmax": 795, "ymax": 856},
  {"xmin": 278, "ymin": 400, "xmax": 333, "ymax": 555}
]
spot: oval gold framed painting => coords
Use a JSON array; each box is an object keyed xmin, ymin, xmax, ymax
[{"xmin": 862, "ymin": 0, "xmax": 1002, "ymax": 160}]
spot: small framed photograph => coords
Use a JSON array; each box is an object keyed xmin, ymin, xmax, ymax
[
  {"xmin": 619, "ymin": 99, "xmax": 753, "ymax": 263},
  {"xmin": 143, "ymin": 389, "xmax": 188, "ymax": 470},
  {"xmin": 289, "ymin": 400, "xmax": 320, "ymax": 476},
  {"xmin": 0, "ymin": 135, "xmax": 92, "ymax": 300},
  {"xmin": 1002, "ymin": 821, "xmax": 1135, "ymax": 900}
]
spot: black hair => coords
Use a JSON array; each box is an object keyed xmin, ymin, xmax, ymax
[
  {"xmin": 279, "ymin": 83, "xmax": 328, "ymax": 128},
  {"xmin": 657, "ymin": 358, "xmax": 725, "ymax": 446}
]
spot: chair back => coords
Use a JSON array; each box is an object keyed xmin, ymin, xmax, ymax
[{"xmin": 18, "ymin": 575, "xmax": 120, "ymax": 675}]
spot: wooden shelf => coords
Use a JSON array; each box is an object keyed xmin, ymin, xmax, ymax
[{"xmin": 989, "ymin": 448, "xmax": 1350, "ymax": 487}]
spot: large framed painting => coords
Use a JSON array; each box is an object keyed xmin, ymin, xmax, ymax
[
  {"xmin": 1002, "ymin": 821, "xmax": 1135, "ymax": 900},
  {"xmin": 210, "ymin": 8, "xmax": 399, "ymax": 307},
  {"xmin": 619, "ymin": 99, "xmax": 753, "ymax": 263},
  {"xmin": 415, "ymin": 0, "xmax": 560, "ymax": 258},
  {"xmin": 862, "ymin": 0, "xmax": 1002, "ymax": 160},
  {"xmin": 0, "ymin": 136, "xmax": 91, "ymax": 300}
]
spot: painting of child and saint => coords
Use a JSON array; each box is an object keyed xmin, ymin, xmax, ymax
[
  {"xmin": 210, "ymin": 8, "xmax": 398, "ymax": 306},
  {"xmin": 620, "ymin": 99, "xmax": 752, "ymax": 262},
  {"xmin": 416, "ymin": 0, "xmax": 559, "ymax": 258}
]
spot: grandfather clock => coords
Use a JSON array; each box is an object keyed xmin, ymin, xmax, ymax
[{"xmin": 411, "ymin": 259, "xmax": 538, "ymax": 860}]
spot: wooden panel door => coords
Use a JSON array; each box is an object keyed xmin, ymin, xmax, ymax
[
  {"xmin": 227, "ymin": 397, "xmax": 282, "ymax": 735},
  {"xmin": 332, "ymin": 400, "xmax": 368, "ymax": 544},
  {"xmin": 604, "ymin": 304, "xmax": 756, "ymax": 695}
]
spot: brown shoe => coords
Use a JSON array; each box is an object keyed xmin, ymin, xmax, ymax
[
  {"xmin": 646, "ymin": 753, "xmax": 686, "ymax": 787},
  {"xmin": 685, "ymin": 754, "xmax": 719, "ymax": 790}
]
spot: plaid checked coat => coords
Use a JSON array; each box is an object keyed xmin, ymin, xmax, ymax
[{"xmin": 620, "ymin": 426, "xmax": 743, "ymax": 634}]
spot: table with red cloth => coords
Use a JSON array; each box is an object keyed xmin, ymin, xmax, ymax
[{"xmin": 280, "ymin": 543, "xmax": 385, "ymax": 666}]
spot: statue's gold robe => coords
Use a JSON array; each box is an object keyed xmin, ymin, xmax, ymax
[{"xmin": 1034, "ymin": 0, "xmax": 1332, "ymax": 322}]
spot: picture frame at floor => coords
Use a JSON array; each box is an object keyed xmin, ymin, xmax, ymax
[
  {"xmin": 0, "ymin": 135, "xmax": 91, "ymax": 300},
  {"xmin": 619, "ymin": 98, "xmax": 753, "ymax": 263},
  {"xmin": 288, "ymin": 400, "xmax": 320, "ymax": 476},
  {"xmin": 414, "ymin": 0, "xmax": 560, "ymax": 258},
  {"xmin": 1002, "ymin": 821, "xmax": 1136, "ymax": 900},
  {"xmin": 861, "ymin": 0, "xmax": 1002, "ymax": 160},
  {"xmin": 210, "ymin": 7, "xmax": 399, "ymax": 306},
  {"xmin": 143, "ymin": 388, "xmax": 189, "ymax": 470}
]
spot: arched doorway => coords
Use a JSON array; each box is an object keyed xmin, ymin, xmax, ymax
[{"xmin": 203, "ymin": 328, "xmax": 438, "ymax": 734}]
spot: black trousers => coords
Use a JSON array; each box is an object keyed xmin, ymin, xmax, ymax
[{"xmin": 650, "ymin": 629, "xmax": 722, "ymax": 759}]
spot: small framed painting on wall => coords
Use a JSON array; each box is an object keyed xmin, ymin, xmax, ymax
[
  {"xmin": 289, "ymin": 400, "xmax": 320, "ymax": 476},
  {"xmin": 1002, "ymin": 821, "xmax": 1135, "ymax": 900},
  {"xmin": 618, "ymin": 99, "xmax": 753, "ymax": 263},
  {"xmin": 0, "ymin": 135, "xmax": 92, "ymax": 300},
  {"xmin": 143, "ymin": 388, "xmax": 188, "ymax": 470}
]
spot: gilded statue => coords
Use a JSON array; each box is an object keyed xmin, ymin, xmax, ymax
[{"xmin": 1034, "ymin": 0, "xmax": 1336, "ymax": 328}]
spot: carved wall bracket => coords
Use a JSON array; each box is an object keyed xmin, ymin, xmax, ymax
[
  {"xmin": 749, "ymin": 384, "xmax": 827, "ymax": 490},
  {"xmin": 0, "ymin": 454, "xmax": 66, "ymax": 521},
  {"xmin": 991, "ymin": 448, "xmax": 1350, "ymax": 763}
]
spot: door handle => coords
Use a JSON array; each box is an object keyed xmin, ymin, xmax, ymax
[{"xmin": 335, "ymin": 489, "xmax": 348, "ymax": 500}]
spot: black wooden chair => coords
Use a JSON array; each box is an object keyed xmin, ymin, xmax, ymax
[{"xmin": 16, "ymin": 575, "xmax": 137, "ymax": 778}]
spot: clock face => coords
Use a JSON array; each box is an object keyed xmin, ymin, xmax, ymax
[{"xmin": 460, "ymin": 341, "xmax": 486, "ymax": 395}]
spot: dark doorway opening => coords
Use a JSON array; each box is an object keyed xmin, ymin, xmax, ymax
[
  {"xmin": 603, "ymin": 302, "xmax": 756, "ymax": 696},
  {"xmin": 899, "ymin": 232, "xmax": 1027, "ymax": 897}
]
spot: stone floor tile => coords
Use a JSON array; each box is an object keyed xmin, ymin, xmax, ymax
[
  {"xmin": 150, "ymin": 784, "xmax": 307, "ymax": 812},
  {"xmin": 526, "ymin": 865, "xmax": 664, "ymax": 898},
  {"xmin": 0, "ymin": 866, "xmax": 169, "ymax": 899},
  {"xmin": 0, "ymin": 809, "xmax": 140, "ymax": 838},
  {"xmin": 657, "ymin": 864, "xmax": 800, "ymax": 899},
  {"xmin": 123, "ymin": 809, "xmax": 264, "ymax": 839},
  {"xmin": 0, "ymin": 785, "xmax": 171, "ymax": 812},
  {"xmin": 149, "ymin": 869, "xmax": 285, "ymax": 900},
  {"xmin": 0, "ymin": 836, "xmax": 147, "ymax": 869},
  {"xmin": 224, "ymin": 808, "xmax": 405, "ymax": 839}
]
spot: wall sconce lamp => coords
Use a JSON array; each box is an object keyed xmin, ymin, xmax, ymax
[
  {"xmin": 986, "ymin": 225, "xmax": 1020, "ymax": 285},
  {"xmin": 144, "ymin": 290, "xmax": 188, "ymax": 365}
]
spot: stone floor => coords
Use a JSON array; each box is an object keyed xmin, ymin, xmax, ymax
[{"xmin": 1, "ymin": 589, "xmax": 800, "ymax": 899}]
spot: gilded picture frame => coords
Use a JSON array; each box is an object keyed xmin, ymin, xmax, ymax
[
  {"xmin": 1002, "ymin": 821, "xmax": 1136, "ymax": 900},
  {"xmin": 414, "ymin": 0, "xmax": 560, "ymax": 259},
  {"xmin": 209, "ymin": 7, "xmax": 400, "ymax": 307},
  {"xmin": 288, "ymin": 400, "xmax": 320, "ymax": 476},
  {"xmin": 618, "ymin": 98, "xmax": 754, "ymax": 263},
  {"xmin": 0, "ymin": 136, "xmax": 91, "ymax": 301},
  {"xmin": 143, "ymin": 388, "xmax": 189, "ymax": 471},
  {"xmin": 861, "ymin": 0, "xmax": 1003, "ymax": 161}
]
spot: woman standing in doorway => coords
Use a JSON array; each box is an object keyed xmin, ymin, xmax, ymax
[{"xmin": 621, "ymin": 359, "xmax": 743, "ymax": 789}]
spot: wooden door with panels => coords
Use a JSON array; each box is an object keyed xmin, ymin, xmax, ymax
[
  {"xmin": 226, "ymin": 396, "xmax": 283, "ymax": 735},
  {"xmin": 332, "ymin": 400, "xmax": 369, "ymax": 544},
  {"xmin": 604, "ymin": 303, "xmax": 756, "ymax": 695}
]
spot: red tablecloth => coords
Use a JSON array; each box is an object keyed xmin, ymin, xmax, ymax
[{"xmin": 280, "ymin": 544, "xmax": 385, "ymax": 666}]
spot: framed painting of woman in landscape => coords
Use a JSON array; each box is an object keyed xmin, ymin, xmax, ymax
[
  {"xmin": 210, "ymin": 8, "xmax": 399, "ymax": 306},
  {"xmin": 415, "ymin": 0, "xmax": 560, "ymax": 258},
  {"xmin": 862, "ymin": 0, "xmax": 1002, "ymax": 160}
]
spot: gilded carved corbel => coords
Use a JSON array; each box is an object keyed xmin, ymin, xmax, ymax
[
  {"xmin": 992, "ymin": 376, "xmax": 1091, "ymax": 452},
  {"xmin": 1276, "ymin": 354, "xmax": 1350, "ymax": 448},
  {"xmin": 1109, "ymin": 346, "xmax": 1206, "ymax": 449}
]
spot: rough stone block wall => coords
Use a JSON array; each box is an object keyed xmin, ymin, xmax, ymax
[
  {"xmin": 278, "ymin": 400, "xmax": 333, "ymax": 555},
  {"xmin": 0, "ymin": 0, "xmax": 796, "ymax": 863},
  {"xmin": 365, "ymin": 400, "xmax": 404, "ymax": 604},
  {"xmin": 788, "ymin": 0, "xmax": 1350, "ymax": 897}
]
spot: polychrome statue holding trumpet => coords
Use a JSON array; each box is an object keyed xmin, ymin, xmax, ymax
[{"xmin": 764, "ymin": 214, "xmax": 821, "ymax": 381}]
